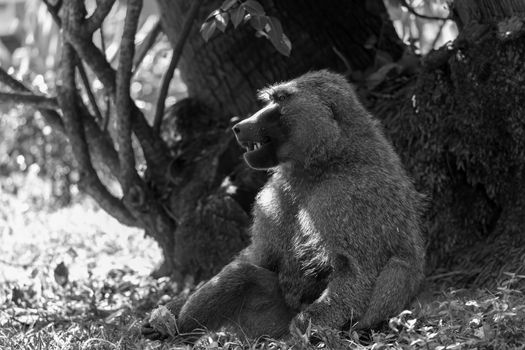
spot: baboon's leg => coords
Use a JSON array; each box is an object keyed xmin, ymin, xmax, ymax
[
  {"xmin": 358, "ymin": 257, "xmax": 423, "ymax": 329},
  {"xmin": 164, "ymin": 294, "xmax": 188, "ymax": 316},
  {"xmin": 233, "ymin": 274, "xmax": 295, "ymax": 339},
  {"xmin": 176, "ymin": 261, "xmax": 292, "ymax": 341}
]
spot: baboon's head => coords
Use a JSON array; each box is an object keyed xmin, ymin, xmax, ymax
[{"xmin": 233, "ymin": 70, "xmax": 364, "ymax": 170}]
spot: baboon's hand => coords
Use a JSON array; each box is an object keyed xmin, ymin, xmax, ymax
[
  {"xmin": 141, "ymin": 305, "xmax": 179, "ymax": 340},
  {"xmin": 290, "ymin": 311, "xmax": 311, "ymax": 335},
  {"xmin": 141, "ymin": 321, "xmax": 169, "ymax": 340}
]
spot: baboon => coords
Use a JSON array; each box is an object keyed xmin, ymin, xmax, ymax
[{"xmin": 142, "ymin": 70, "xmax": 425, "ymax": 342}]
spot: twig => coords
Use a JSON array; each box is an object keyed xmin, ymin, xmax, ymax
[
  {"xmin": 133, "ymin": 19, "xmax": 162, "ymax": 74},
  {"xmin": 85, "ymin": 0, "xmax": 117, "ymax": 33},
  {"xmin": 0, "ymin": 68, "xmax": 28, "ymax": 91},
  {"xmin": 64, "ymin": 37, "xmax": 117, "ymax": 95},
  {"xmin": 399, "ymin": 0, "xmax": 448, "ymax": 21},
  {"xmin": 0, "ymin": 66, "xmax": 64, "ymax": 132},
  {"xmin": 100, "ymin": 23, "xmax": 112, "ymax": 131},
  {"xmin": 332, "ymin": 46, "xmax": 352, "ymax": 77},
  {"xmin": 431, "ymin": 20, "xmax": 446, "ymax": 50},
  {"xmin": 0, "ymin": 91, "xmax": 59, "ymax": 109},
  {"xmin": 116, "ymin": 0, "xmax": 142, "ymax": 192},
  {"xmin": 79, "ymin": 101, "xmax": 120, "ymax": 177},
  {"xmin": 57, "ymin": 42, "xmax": 137, "ymax": 227},
  {"xmin": 41, "ymin": 0, "xmax": 62, "ymax": 26},
  {"xmin": 76, "ymin": 59, "xmax": 104, "ymax": 123},
  {"xmin": 153, "ymin": 0, "xmax": 204, "ymax": 135}
]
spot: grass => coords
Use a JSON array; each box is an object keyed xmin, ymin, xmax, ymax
[{"xmin": 1, "ymin": 173, "xmax": 524, "ymax": 349}]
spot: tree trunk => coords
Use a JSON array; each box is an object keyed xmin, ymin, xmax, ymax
[
  {"xmin": 157, "ymin": 0, "xmax": 402, "ymax": 118},
  {"xmin": 376, "ymin": 0, "xmax": 525, "ymax": 286}
]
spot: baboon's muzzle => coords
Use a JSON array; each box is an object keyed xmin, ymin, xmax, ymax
[{"xmin": 232, "ymin": 103, "xmax": 281, "ymax": 169}]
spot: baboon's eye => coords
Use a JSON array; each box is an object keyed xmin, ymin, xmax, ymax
[{"xmin": 276, "ymin": 94, "xmax": 287, "ymax": 102}]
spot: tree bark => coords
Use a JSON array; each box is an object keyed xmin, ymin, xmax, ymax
[
  {"xmin": 376, "ymin": 0, "xmax": 525, "ymax": 286},
  {"xmin": 156, "ymin": 0, "xmax": 402, "ymax": 118}
]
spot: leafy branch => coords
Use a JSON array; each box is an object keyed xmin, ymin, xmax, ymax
[{"xmin": 200, "ymin": 0, "xmax": 291, "ymax": 56}]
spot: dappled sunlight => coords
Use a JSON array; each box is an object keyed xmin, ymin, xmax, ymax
[
  {"xmin": 0, "ymin": 177, "xmax": 162, "ymax": 284},
  {"xmin": 385, "ymin": 0, "xmax": 458, "ymax": 54},
  {"xmin": 0, "ymin": 175, "xmax": 167, "ymax": 349}
]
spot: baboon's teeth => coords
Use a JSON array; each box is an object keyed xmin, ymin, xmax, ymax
[{"xmin": 255, "ymin": 143, "xmax": 262, "ymax": 150}]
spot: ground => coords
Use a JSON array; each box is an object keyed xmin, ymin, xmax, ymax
[{"xmin": 1, "ymin": 173, "xmax": 524, "ymax": 350}]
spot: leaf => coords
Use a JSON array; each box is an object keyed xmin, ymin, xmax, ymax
[
  {"xmin": 215, "ymin": 12, "xmax": 229, "ymax": 32},
  {"xmin": 249, "ymin": 14, "xmax": 268, "ymax": 32},
  {"xmin": 220, "ymin": 0, "xmax": 238, "ymax": 11},
  {"xmin": 231, "ymin": 5, "xmax": 245, "ymax": 28},
  {"xmin": 279, "ymin": 34, "xmax": 292, "ymax": 56},
  {"xmin": 242, "ymin": 0, "xmax": 265, "ymax": 16},
  {"xmin": 205, "ymin": 9, "xmax": 221, "ymax": 22},
  {"xmin": 53, "ymin": 262, "xmax": 69, "ymax": 287},
  {"xmin": 200, "ymin": 21, "xmax": 217, "ymax": 42},
  {"xmin": 267, "ymin": 17, "xmax": 291, "ymax": 56}
]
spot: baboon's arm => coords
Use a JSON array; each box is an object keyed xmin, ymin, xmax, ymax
[
  {"xmin": 292, "ymin": 182, "xmax": 380, "ymax": 329},
  {"xmin": 237, "ymin": 238, "xmax": 277, "ymax": 270},
  {"xmin": 291, "ymin": 268, "xmax": 372, "ymax": 331}
]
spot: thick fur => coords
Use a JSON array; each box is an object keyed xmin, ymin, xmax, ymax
[{"xmin": 143, "ymin": 70, "xmax": 425, "ymax": 341}]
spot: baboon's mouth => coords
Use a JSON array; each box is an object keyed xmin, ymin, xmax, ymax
[{"xmin": 241, "ymin": 138, "xmax": 272, "ymax": 155}]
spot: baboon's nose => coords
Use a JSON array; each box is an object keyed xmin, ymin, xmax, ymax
[{"xmin": 232, "ymin": 124, "xmax": 241, "ymax": 135}]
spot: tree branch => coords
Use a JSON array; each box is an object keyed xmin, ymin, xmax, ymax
[
  {"xmin": 58, "ymin": 42, "xmax": 137, "ymax": 227},
  {"xmin": 76, "ymin": 59, "xmax": 103, "ymax": 123},
  {"xmin": 133, "ymin": 19, "xmax": 162, "ymax": 74},
  {"xmin": 153, "ymin": 0, "xmax": 204, "ymax": 135},
  {"xmin": 42, "ymin": 1, "xmax": 103, "ymax": 125},
  {"xmin": 116, "ymin": 0, "xmax": 142, "ymax": 192},
  {"xmin": 0, "ymin": 66, "xmax": 65, "ymax": 132},
  {"xmin": 85, "ymin": 0, "xmax": 116, "ymax": 33},
  {"xmin": 0, "ymin": 68, "xmax": 29, "ymax": 91},
  {"xmin": 399, "ymin": 0, "xmax": 448, "ymax": 21},
  {"xmin": 79, "ymin": 101, "xmax": 121, "ymax": 178},
  {"xmin": 41, "ymin": 0, "xmax": 62, "ymax": 26},
  {"xmin": 0, "ymin": 64, "xmax": 123, "ymax": 183},
  {"xmin": 66, "ymin": 34, "xmax": 171, "ymax": 182},
  {"xmin": 60, "ymin": 7, "xmax": 171, "ymax": 182},
  {"xmin": 0, "ymin": 92, "xmax": 59, "ymax": 109},
  {"xmin": 100, "ymin": 23, "xmax": 112, "ymax": 131}
]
